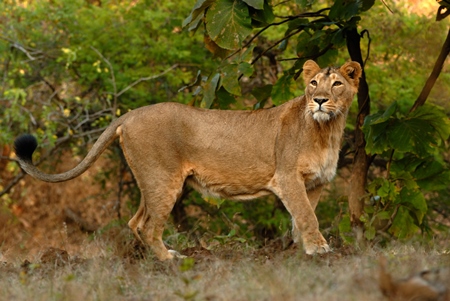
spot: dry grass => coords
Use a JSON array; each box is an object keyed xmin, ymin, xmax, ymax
[{"xmin": 1, "ymin": 233, "xmax": 449, "ymax": 301}]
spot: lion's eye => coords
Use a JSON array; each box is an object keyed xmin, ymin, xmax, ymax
[
  {"xmin": 333, "ymin": 81, "xmax": 343, "ymax": 87},
  {"xmin": 310, "ymin": 80, "xmax": 317, "ymax": 87}
]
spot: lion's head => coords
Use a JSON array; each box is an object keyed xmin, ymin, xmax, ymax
[{"xmin": 302, "ymin": 60, "xmax": 362, "ymax": 123}]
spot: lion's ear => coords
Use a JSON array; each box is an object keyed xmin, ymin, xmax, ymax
[
  {"xmin": 340, "ymin": 61, "xmax": 362, "ymax": 89},
  {"xmin": 302, "ymin": 60, "xmax": 321, "ymax": 83}
]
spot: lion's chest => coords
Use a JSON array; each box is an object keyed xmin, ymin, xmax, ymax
[{"xmin": 301, "ymin": 146, "xmax": 339, "ymax": 189}]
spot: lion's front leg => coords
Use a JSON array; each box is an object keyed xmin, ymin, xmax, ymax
[
  {"xmin": 292, "ymin": 184, "xmax": 324, "ymax": 242},
  {"xmin": 274, "ymin": 177, "xmax": 330, "ymax": 255}
]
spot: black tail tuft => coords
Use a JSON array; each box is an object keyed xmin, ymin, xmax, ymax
[{"xmin": 14, "ymin": 134, "xmax": 38, "ymax": 163}]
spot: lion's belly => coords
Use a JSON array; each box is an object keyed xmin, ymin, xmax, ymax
[{"xmin": 185, "ymin": 173, "xmax": 273, "ymax": 201}]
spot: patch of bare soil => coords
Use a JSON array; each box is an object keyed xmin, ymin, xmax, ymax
[{"xmin": 0, "ymin": 151, "xmax": 128, "ymax": 259}]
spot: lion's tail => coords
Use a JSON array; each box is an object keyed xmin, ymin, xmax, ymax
[{"xmin": 14, "ymin": 120, "xmax": 121, "ymax": 183}]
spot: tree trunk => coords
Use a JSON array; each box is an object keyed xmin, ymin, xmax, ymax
[{"xmin": 346, "ymin": 28, "xmax": 371, "ymax": 227}]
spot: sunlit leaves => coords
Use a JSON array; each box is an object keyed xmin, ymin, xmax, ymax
[
  {"xmin": 184, "ymin": 0, "xmax": 368, "ymax": 108},
  {"xmin": 205, "ymin": 0, "xmax": 253, "ymax": 50}
]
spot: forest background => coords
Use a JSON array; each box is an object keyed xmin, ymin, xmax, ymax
[{"xmin": 0, "ymin": 0, "xmax": 450, "ymax": 261}]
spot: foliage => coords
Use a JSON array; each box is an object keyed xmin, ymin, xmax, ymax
[
  {"xmin": 178, "ymin": 190, "xmax": 291, "ymax": 242},
  {"xmin": 358, "ymin": 2, "xmax": 450, "ymax": 112},
  {"xmin": 0, "ymin": 0, "xmax": 213, "ymax": 147},
  {"xmin": 183, "ymin": 0, "xmax": 375, "ymax": 109},
  {"xmin": 360, "ymin": 102, "xmax": 450, "ymax": 240}
]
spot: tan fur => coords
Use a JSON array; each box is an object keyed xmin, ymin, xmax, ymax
[
  {"xmin": 379, "ymin": 256, "xmax": 449, "ymax": 301},
  {"xmin": 15, "ymin": 60, "xmax": 361, "ymax": 260}
]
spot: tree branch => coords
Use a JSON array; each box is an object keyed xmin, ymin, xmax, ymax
[
  {"xmin": 225, "ymin": 8, "xmax": 331, "ymax": 62},
  {"xmin": 410, "ymin": 28, "xmax": 450, "ymax": 112},
  {"xmin": 90, "ymin": 46, "xmax": 118, "ymax": 115},
  {"xmin": 116, "ymin": 64, "xmax": 178, "ymax": 98}
]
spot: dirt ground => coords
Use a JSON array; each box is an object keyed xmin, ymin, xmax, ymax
[{"xmin": 0, "ymin": 150, "xmax": 127, "ymax": 259}]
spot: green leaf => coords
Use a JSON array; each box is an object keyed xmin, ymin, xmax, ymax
[
  {"xmin": 236, "ymin": 44, "xmax": 256, "ymax": 62},
  {"xmin": 377, "ymin": 179, "xmax": 397, "ymax": 200},
  {"xmin": 201, "ymin": 73, "xmax": 221, "ymax": 108},
  {"xmin": 413, "ymin": 158, "xmax": 446, "ymax": 181},
  {"xmin": 252, "ymin": 84, "xmax": 272, "ymax": 109},
  {"xmin": 389, "ymin": 206, "xmax": 420, "ymax": 239},
  {"xmin": 296, "ymin": 31, "xmax": 320, "ymax": 58},
  {"xmin": 179, "ymin": 257, "xmax": 196, "ymax": 272},
  {"xmin": 183, "ymin": 0, "xmax": 215, "ymax": 29},
  {"xmin": 399, "ymin": 187, "xmax": 427, "ymax": 224},
  {"xmin": 375, "ymin": 211, "xmax": 391, "ymax": 220},
  {"xmin": 366, "ymin": 101, "xmax": 398, "ymax": 125},
  {"xmin": 416, "ymin": 168, "xmax": 450, "ymax": 191},
  {"xmin": 390, "ymin": 155, "xmax": 423, "ymax": 174},
  {"xmin": 286, "ymin": 18, "xmax": 308, "ymax": 33},
  {"xmin": 216, "ymin": 86, "xmax": 237, "ymax": 108},
  {"xmin": 361, "ymin": 0, "xmax": 375, "ymax": 12},
  {"xmin": 221, "ymin": 64, "xmax": 241, "ymax": 95},
  {"xmin": 394, "ymin": 171, "xmax": 419, "ymax": 191},
  {"xmin": 238, "ymin": 62, "xmax": 254, "ymax": 77},
  {"xmin": 252, "ymin": 85, "xmax": 272, "ymax": 102},
  {"xmin": 362, "ymin": 102, "xmax": 441, "ymax": 156},
  {"xmin": 392, "ymin": 155, "xmax": 450, "ymax": 192},
  {"xmin": 331, "ymin": 29, "xmax": 346, "ymax": 47},
  {"xmin": 178, "ymin": 70, "xmax": 203, "ymax": 93},
  {"xmin": 410, "ymin": 104, "xmax": 450, "ymax": 142},
  {"xmin": 317, "ymin": 48, "xmax": 338, "ymax": 67},
  {"xmin": 271, "ymin": 74, "xmax": 295, "ymax": 105},
  {"xmin": 364, "ymin": 226, "xmax": 376, "ymax": 240},
  {"xmin": 329, "ymin": 0, "xmax": 360, "ymax": 22},
  {"xmin": 338, "ymin": 215, "xmax": 354, "ymax": 244},
  {"xmin": 205, "ymin": 0, "xmax": 253, "ymax": 50},
  {"xmin": 250, "ymin": 1, "xmax": 274, "ymax": 27},
  {"xmin": 310, "ymin": 30, "xmax": 326, "ymax": 41},
  {"xmin": 379, "ymin": 104, "xmax": 450, "ymax": 158},
  {"xmin": 387, "ymin": 118, "xmax": 437, "ymax": 157},
  {"xmin": 363, "ymin": 115, "xmax": 390, "ymax": 155},
  {"xmin": 220, "ymin": 62, "xmax": 253, "ymax": 96},
  {"xmin": 242, "ymin": 0, "xmax": 263, "ymax": 10}
]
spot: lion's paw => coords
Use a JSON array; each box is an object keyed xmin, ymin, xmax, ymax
[
  {"xmin": 304, "ymin": 243, "xmax": 331, "ymax": 255},
  {"xmin": 303, "ymin": 232, "xmax": 332, "ymax": 255}
]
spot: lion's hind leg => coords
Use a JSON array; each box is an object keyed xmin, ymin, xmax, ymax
[
  {"xmin": 130, "ymin": 178, "xmax": 186, "ymax": 261},
  {"xmin": 128, "ymin": 200, "xmax": 146, "ymax": 244}
]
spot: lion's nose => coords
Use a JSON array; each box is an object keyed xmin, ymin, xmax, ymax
[{"xmin": 314, "ymin": 98, "xmax": 329, "ymax": 105}]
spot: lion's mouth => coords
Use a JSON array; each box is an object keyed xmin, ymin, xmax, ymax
[
  {"xmin": 312, "ymin": 108, "xmax": 336, "ymax": 122},
  {"xmin": 312, "ymin": 111, "xmax": 330, "ymax": 122}
]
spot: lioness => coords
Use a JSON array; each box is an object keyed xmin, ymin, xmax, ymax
[{"xmin": 14, "ymin": 60, "xmax": 361, "ymax": 260}]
